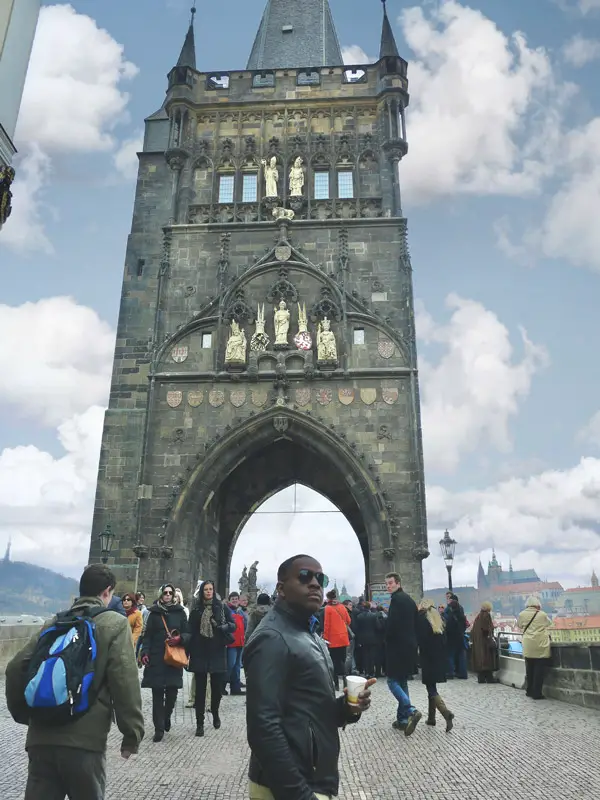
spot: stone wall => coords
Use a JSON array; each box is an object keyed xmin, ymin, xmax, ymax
[
  {"xmin": 545, "ymin": 643, "xmax": 600, "ymax": 711},
  {"xmin": 0, "ymin": 625, "xmax": 38, "ymax": 668}
]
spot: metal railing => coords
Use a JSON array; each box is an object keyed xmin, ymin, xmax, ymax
[{"xmin": 496, "ymin": 631, "xmax": 523, "ymax": 659}]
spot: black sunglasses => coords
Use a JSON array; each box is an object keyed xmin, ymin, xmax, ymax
[
  {"xmin": 297, "ymin": 569, "xmax": 328, "ymax": 588},
  {"xmin": 163, "ymin": 590, "xmax": 173, "ymax": 595}
]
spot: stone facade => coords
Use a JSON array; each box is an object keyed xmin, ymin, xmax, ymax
[{"xmin": 88, "ymin": 14, "xmax": 429, "ymax": 600}]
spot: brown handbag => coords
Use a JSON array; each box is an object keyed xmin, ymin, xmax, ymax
[{"xmin": 162, "ymin": 615, "xmax": 189, "ymax": 669}]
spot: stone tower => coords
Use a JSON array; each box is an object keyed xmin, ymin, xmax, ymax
[{"xmin": 88, "ymin": 0, "xmax": 429, "ymax": 600}]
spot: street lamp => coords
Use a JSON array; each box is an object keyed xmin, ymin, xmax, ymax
[
  {"xmin": 98, "ymin": 524, "xmax": 115, "ymax": 564},
  {"xmin": 439, "ymin": 529, "xmax": 457, "ymax": 592}
]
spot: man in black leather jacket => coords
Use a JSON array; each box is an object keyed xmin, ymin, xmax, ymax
[{"xmin": 243, "ymin": 554, "xmax": 374, "ymax": 800}]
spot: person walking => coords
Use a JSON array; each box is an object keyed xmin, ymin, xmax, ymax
[
  {"xmin": 136, "ymin": 592, "xmax": 150, "ymax": 625},
  {"xmin": 322, "ymin": 588, "xmax": 351, "ymax": 690},
  {"xmin": 471, "ymin": 601, "xmax": 499, "ymax": 684},
  {"xmin": 443, "ymin": 594, "xmax": 468, "ymax": 679},
  {"xmin": 244, "ymin": 554, "xmax": 374, "ymax": 800},
  {"xmin": 416, "ymin": 599, "xmax": 454, "ymax": 732},
  {"xmin": 354, "ymin": 601, "xmax": 379, "ymax": 679},
  {"xmin": 188, "ymin": 580, "xmax": 236, "ymax": 737},
  {"xmin": 385, "ymin": 572, "xmax": 421, "ymax": 736},
  {"xmin": 518, "ymin": 596, "xmax": 552, "ymax": 700},
  {"xmin": 245, "ymin": 592, "xmax": 272, "ymax": 641},
  {"xmin": 224, "ymin": 591, "xmax": 247, "ymax": 696},
  {"xmin": 140, "ymin": 583, "xmax": 190, "ymax": 742},
  {"xmin": 122, "ymin": 592, "xmax": 143, "ymax": 649},
  {"xmin": 5, "ymin": 564, "xmax": 144, "ymax": 800}
]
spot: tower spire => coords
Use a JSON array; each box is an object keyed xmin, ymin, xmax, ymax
[
  {"xmin": 380, "ymin": 0, "xmax": 400, "ymax": 59},
  {"xmin": 176, "ymin": 6, "xmax": 197, "ymax": 69}
]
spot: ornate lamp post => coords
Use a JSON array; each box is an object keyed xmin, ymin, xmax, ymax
[
  {"xmin": 98, "ymin": 524, "xmax": 115, "ymax": 564},
  {"xmin": 439, "ymin": 529, "xmax": 457, "ymax": 592}
]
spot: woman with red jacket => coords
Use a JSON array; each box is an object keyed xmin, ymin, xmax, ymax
[{"xmin": 322, "ymin": 589, "xmax": 351, "ymax": 689}]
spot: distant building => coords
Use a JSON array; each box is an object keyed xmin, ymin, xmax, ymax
[
  {"xmin": 423, "ymin": 586, "xmax": 480, "ymax": 615},
  {"xmin": 490, "ymin": 580, "xmax": 564, "ymax": 615},
  {"xmin": 555, "ymin": 573, "xmax": 600, "ymax": 617},
  {"xmin": 0, "ymin": 0, "xmax": 40, "ymax": 227},
  {"xmin": 477, "ymin": 551, "xmax": 540, "ymax": 591},
  {"xmin": 551, "ymin": 615, "xmax": 600, "ymax": 644}
]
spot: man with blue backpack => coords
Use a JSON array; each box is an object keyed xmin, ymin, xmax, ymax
[{"xmin": 5, "ymin": 563, "xmax": 145, "ymax": 799}]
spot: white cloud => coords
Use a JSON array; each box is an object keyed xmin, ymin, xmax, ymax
[
  {"xmin": 0, "ymin": 297, "xmax": 114, "ymax": 426},
  {"xmin": 417, "ymin": 294, "xmax": 548, "ymax": 472},
  {"xmin": 562, "ymin": 34, "xmax": 600, "ymax": 66},
  {"xmin": 113, "ymin": 132, "xmax": 143, "ymax": 180},
  {"xmin": 577, "ymin": 0, "xmax": 600, "ymax": 12},
  {"xmin": 398, "ymin": 1, "xmax": 564, "ymax": 204},
  {"xmin": 341, "ymin": 45, "xmax": 373, "ymax": 65},
  {"xmin": 0, "ymin": 144, "xmax": 53, "ymax": 255},
  {"xmin": 0, "ymin": 405, "xmax": 104, "ymax": 577}
]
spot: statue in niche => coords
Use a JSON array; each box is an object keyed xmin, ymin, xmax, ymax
[
  {"xmin": 239, "ymin": 566, "xmax": 249, "ymax": 595},
  {"xmin": 261, "ymin": 156, "xmax": 279, "ymax": 198},
  {"xmin": 317, "ymin": 316, "xmax": 337, "ymax": 362},
  {"xmin": 289, "ymin": 157, "xmax": 305, "ymax": 197},
  {"xmin": 274, "ymin": 300, "xmax": 290, "ymax": 346},
  {"xmin": 250, "ymin": 304, "xmax": 270, "ymax": 352},
  {"xmin": 225, "ymin": 320, "xmax": 247, "ymax": 363},
  {"xmin": 294, "ymin": 303, "xmax": 312, "ymax": 351}
]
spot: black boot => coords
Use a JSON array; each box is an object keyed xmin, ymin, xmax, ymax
[
  {"xmin": 164, "ymin": 687, "xmax": 178, "ymax": 733},
  {"xmin": 425, "ymin": 696, "xmax": 436, "ymax": 726},
  {"xmin": 153, "ymin": 730, "xmax": 164, "ymax": 743},
  {"xmin": 195, "ymin": 722, "xmax": 204, "ymax": 737},
  {"xmin": 211, "ymin": 691, "xmax": 222, "ymax": 729}
]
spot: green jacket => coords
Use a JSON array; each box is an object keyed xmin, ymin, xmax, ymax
[{"xmin": 4, "ymin": 597, "xmax": 145, "ymax": 754}]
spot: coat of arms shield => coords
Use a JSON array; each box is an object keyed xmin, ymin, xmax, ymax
[
  {"xmin": 230, "ymin": 389, "xmax": 246, "ymax": 408},
  {"xmin": 382, "ymin": 387, "xmax": 399, "ymax": 405},
  {"xmin": 360, "ymin": 388, "xmax": 377, "ymax": 405},
  {"xmin": 187, "ymin": 390, "xmax": 203, "ymax": 407},
  {"xmin": 273, "ymin": 415, "xmax": 289, "ymax": 433},
  {"xmin": 338, "ymin": 388, "xmax": 355, "ymax": 406},
  {"xmin": 171, "ymin": 345, "xmax": 189, "ymax": 363},
  {"xmin": 209, "ymin": 389, "xmax": 225, "ymax": 407},
  {"xmin": 294, "ymin": 331, "xmax": 313, "ymax": 351},
  {"xmin": 167, "ymin": 390, "xmax": 182, "ymax": 408},
  {"xmin": 377, "ymin": 339, "xmax": 395, "ymax": 359},
  {"xmin": 316, "ymin": 387, "xmax": 333, "ymax": 405},
  {"xmin": 251, "ymin": 389, "xmax": 268, "ymax": 407},
  {"xmin": 295, "ymin": 387, "xmax": 311, "ymax": 407}
]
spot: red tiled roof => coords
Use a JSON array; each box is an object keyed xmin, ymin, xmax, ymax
[
  {"xmin": 553, "ymin": 615, "xmax": 600, "ymax": 630},
  {"xmin": 565, "ymin": 586, "xmax": 600, "ymax": 593},
  {"xmin": 491, "ymin": 581, "xmax": 563, "ymax": 594}
]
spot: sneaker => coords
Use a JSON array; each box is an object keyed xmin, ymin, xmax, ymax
[
  {"xmin": 404, "ymin": 710, "xmax": 422, "ymax": 737},
  {"xmin": 392, "ymin": 720, "xmax": 407, "ymax": 731},
  {"xmin": 185, "ymin": 700, "xmax": 195, "ymax": 708}
]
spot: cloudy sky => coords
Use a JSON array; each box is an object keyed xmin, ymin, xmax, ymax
[{"xmin": 2, "ymin": 0, "xmax": 600, "ymax": 595}]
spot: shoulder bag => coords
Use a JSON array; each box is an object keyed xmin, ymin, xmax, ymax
[
  {"xmin": 162, "ymin": 615, "xmax": 189, "ymax": 669},
  {"xmin": 522, "ymin": 609, "xmax": 539, "ymax": 635}
]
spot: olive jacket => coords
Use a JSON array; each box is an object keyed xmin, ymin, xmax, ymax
[{"xmin": 5, "ymin": 596, "xmax": 145, "ymax": 754}]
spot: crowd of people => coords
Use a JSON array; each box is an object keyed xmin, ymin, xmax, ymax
[{"xmin": 5, "ymin": 559, "xmax": 553, "ymax": 800}]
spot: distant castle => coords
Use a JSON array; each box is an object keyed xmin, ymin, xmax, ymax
[{"xmin": 477, "ymin": 550, "xmax": 539, "ymax": 591}]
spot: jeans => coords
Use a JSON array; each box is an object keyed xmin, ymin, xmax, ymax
[
  {"xmin": 387, "ymin": 676, "xmax": 415, "ymax": 724},
  {"xmin": 25, "ymin": 746, "xmax": 106, "ymax": 800},
  {"xmin": 227, "ymin": 646, "xmax": 243, "ymax": 692},
  {"xmin": 447, "ymin": 645, "xmax": 468, "ymax": 678}
]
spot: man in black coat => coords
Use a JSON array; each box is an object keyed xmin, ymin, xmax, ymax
[
  {"xmin": 384, "ymin": 572, "xmax": 422, "ymax": 736},
  {"xmin": 244, "ymin": 554, "xmax": 375, "ymax": 800}
]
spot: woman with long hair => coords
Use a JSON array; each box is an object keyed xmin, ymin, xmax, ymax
[
  {"xmin": 122, "ymin": 592, "xmax": 143, "ymax": 648},
  {"xmin": 140, "ymin": 583, "xmax": 190, "ymax": 742},
  {"xmin": 416, "ymin": 598, "xmax": 454, "ymax": 732},
  {"xmin": 188, "ymin": 580, "xmax": 236, "ymax": 737},
  {"xmin": 471, "ymin": 601, "xmax": 499, "ymax": 684}
]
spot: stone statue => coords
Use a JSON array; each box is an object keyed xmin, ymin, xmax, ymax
[
  {"xmin": 225, "ymin": 320, "xmax": 247, "ymax": 363},
  {"xmin": 239, "ymin": 566, "xmax": 249, "ymax": 595},
  {"xmin": 248, "ymin": 561, "xmax": 259, "ymax": 594},
  {"xmin": 294, "ymin": 303, "xmax": 312, "ymax": 351},
  {"xmin": 250, "ymin": 304, "xmax": 270, "ymax": 352},
  {"xmin": 317, "ymin": 316, "xmax": 337, "ymax": 362},
  {"xmin": 289, "ymin": 157, "xmax": 305, "ymax": 197},
  {"xmin": 261, "ymin": 157, "xmax": 279, "ymax": 198},
  {"xmin": 274, "ymin": 300, "xmax": 290, "ymax": 345}
]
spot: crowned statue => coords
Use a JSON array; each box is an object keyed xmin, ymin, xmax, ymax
[
  {"xmin": 317, "ymin": 317, "xmax": 337, "ymax": 363},
  {"xmin": 289, "ymin": 157, "xmax": 305, "ymax": 197},
  {"xmin": 261, "ymin": 156, "xmax": 279, "ymax": 198},
  {"xmin": 250, "ymin": 304, "xmax": 270, "ymax": 352},
  {"xmin": 294, "ymin": 303, "xmax": 312, "ymax": 351},
  {"xmin": 274, "ymin": 300, "xmax": 290, "ymax": 346},
  {"xmin": 225, "ymin": 320, "xmax": 247, "ymax": 363}
]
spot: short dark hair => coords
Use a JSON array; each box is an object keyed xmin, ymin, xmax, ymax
[
  {"xmin": 228, "ymin": 591, "xmax": 239, "ymax": 600},
  {"xmin": 277, "ymin": 554, "xmax": 312, "ymax": 582},
  {"xmin": 79, "ymin": 564, "xmax": 116, "ymax": 598},
  {"xmin": 385, "ymin": 572, "xmax": 401, "ymax": 584},
  {"xmin": 326, "ymin": 589, "xmax": 337, "ymax": 601}
]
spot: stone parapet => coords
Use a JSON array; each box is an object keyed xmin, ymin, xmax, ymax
[{"xmin": 545, "ymin": 642, "xmax": 600, "ymax": 710}]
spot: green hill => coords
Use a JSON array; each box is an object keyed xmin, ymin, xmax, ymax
[{"xmin": 0, "ymin": 557, "xmax": 78, "ymax": 616}]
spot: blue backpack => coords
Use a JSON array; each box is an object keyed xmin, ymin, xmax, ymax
[{"xmin": 24, "ymin": 606, "xmax": 108, "ymax": 726}]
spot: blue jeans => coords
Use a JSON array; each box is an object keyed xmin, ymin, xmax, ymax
[
  {"xmin": 447, "ymin": 646, "xmax": 468, "ymax": 679},
  {"xmin": 227, "ymin": 646, "xmax": 243, "ymax": 692},
  {"xmin": 387, "ymin": 677, "xmax": 415, "ymax": 724}
]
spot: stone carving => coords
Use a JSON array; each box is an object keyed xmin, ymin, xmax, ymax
[
  {"xmin": 316, "ymin": 387, "xmax": 333, "ymax": 405},
  {"xmin": 274, "ymin": 300, "xmax": 290, "ymax": 346},
  {"xmin": 294, "ymin": 303, "xmax": 312, "ymax": 351},
  {"xmin": 382, "ymin": 387, "xmax": 399, "ymax": 405},
  {"xmin": 230, "ymin": 389, "xmax": 246, "ymax": 407},
  {"xmin": 378, "ymin": 425, "xmax": 391, "ymax": 441},
  {"xmin": 167, "ymin": 391, "xmax": 182, "ymax": 408},
  {"xmin": 250, "ymin": 304, "xmax": 270, "ymax": 352},
  {"xmin": 0, "ymin": 165, "xmax": 15, "ymax": 227},
  {"xmin": 272, "ymin": 207, "xmax": 295, "ymax": 221},
  {"xmin": 378, "ymin": 339, "xmax": 395, "ymax": 359},
  {"xmin": 173, "ymin": 428, "xmax": 185, "ymax": 443},
  {"xmin": 275, "ymin": 243, "xmax": 292, "ymax": 262},
  {"xmin": 360, "ymin": 388, "xmax": 377, "ymax": 405},
  {"xmin": 383, "ymin": 547, "xmax": 396, "ymax": 561},
  {"xmin": 239, "ymin": 566, "xmax": 249, "ymax": 595},
  {"xmin": 248, "ymin": 561, "xmax": 259, "ymax": 596},
  {"xmin": 261, "ymin": 157, "xmax": 279, "ymax": 197},
  {"xmin": 171, "ymin": 345, "xmax": 188, "ymax": 363},
  {"xmin": 309, "ymin": 287, "xmax": 342, "ymax": 323},
  {"xmin": 267, "ymin": 268, "xmax": 298, "ymax": 306},
  {"xmin": 251, "ymin": 389, "xmax": 268, "ymax": 407},
  {"xmin": 187, "ymin": 390, "xmax": 203, "ymax": 407},
  {"xmin": 338, "ymin": 388, "xmax": 354, "ymax": 405},
  {"xmin": 317, "ymin": 317, "xmax": 337, "ymax": 363},
  {"xmin": 295, "ymin": 387, "xmax": 311, "ymax": 406},
  {"xmin": 225, "ymin": 320, "xmax": 247, "ymax": 364},
  {"xmin": 209, "ymin": 388, "xmax": 225, "ymax": 407},
  {"xmin": 289, "ymin": 157, "xmax": 305, "ymax": 197},
  {"xmin": 273, "ymin": 416, "xmax": 289, "ymax": 433}
]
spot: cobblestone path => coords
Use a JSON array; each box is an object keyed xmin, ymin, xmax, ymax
[{"xmin": 2, "ymin": 674, "xmax": 599, "ymax": 799}]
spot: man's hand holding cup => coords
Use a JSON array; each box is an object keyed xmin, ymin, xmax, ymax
[{"xmin": 345, "ymin": 676, "xmax": 376, "ymax": 714}]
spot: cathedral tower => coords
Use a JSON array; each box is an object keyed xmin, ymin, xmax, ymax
[{"xmin": 88, "ymin": 0, "xmax": 429, "ymax": 599}]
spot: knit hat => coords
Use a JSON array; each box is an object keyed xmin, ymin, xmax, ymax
[{"xmin": 257, "ymin": 593, "xmax": 271, "ymax": 606}]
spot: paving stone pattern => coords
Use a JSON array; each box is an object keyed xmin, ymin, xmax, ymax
[{"xmin": 1, "ymin": 674, "xmax": 599, "ymax": 800}]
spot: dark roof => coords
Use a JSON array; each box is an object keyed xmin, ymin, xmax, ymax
[
  {"xmin": 500, "ymin": 569, "xmax": 539, "ymax": 583},
  {"xmin": 177, "ymin": 20, "xmax": 196, "ymax": 70},
  {"xmin": 380, "ymin": 2, "xmax": 400, "ymax": 59},
  {"xmin": 247, "ymin": 0, "xmax": 343, "ymax": 70}
]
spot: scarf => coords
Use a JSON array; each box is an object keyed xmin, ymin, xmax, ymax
[
  {"xmin": 157, "ymin": 599, "xmax": 175, "ymax": 614},
  {"xmin": 125, "ymin": 606, "xmax": 137, "ymax": 618},
  {"xmin": 200, "ymin": 600, "xmax": 214, "ymax": 639}
]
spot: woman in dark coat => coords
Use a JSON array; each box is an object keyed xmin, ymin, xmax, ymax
[
  {"xmin": 187, "ymin": 580, "xmax": 236, "ymax": 737},
  {"xmin": 141, "ymin": 583, "xmax": 190, "ymax": 742},
  {"xmin": 416, "ymin": 599, "xmax": 454, "ymax": 732},
  {"xmin": 471, "ymin": 601, "xmax": 499, "ymax": 683}
]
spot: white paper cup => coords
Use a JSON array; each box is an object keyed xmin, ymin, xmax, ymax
[{"xmin": 346, "ymin": 676, "xmax": 367, "ymax": 708}]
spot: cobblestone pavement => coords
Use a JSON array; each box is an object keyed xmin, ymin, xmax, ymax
[{"xmin": 2, "ymin": 673, "xmax": 600, "ymax": 799}]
